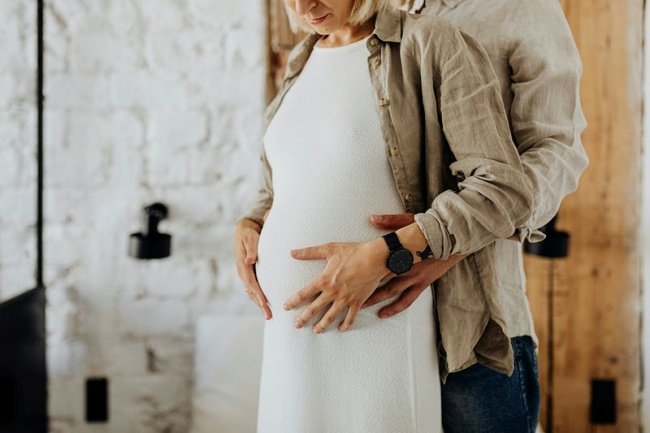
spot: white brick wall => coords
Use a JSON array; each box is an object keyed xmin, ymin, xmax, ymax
[
  {"xmin": 0, "ymin": 0, "xmax": 38, "ymax": 301},
  {"xmin": 3, "ymin": 0, "xmax": 267, "ymax": 431}
]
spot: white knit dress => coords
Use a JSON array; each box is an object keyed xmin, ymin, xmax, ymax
[{"xmin": 255, "ymin": 36, "xmax": 442, "ymax": 433}]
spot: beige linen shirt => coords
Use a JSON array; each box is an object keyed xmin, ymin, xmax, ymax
[
  {"xmin": 415, "ymin": 0, "xmax": 588, "ymax": 234},
  {"xmin": 413, "ymin": 0, "xmax": 588, "ymax": 372},
  {"xmin": 240, "ymin": 5, "xmax": 574, "ymax": 379}
]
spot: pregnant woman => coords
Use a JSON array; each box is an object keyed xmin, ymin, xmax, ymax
[{"xmin": 233, "ymin": 1, "xmax": 533, "ymax": 432}]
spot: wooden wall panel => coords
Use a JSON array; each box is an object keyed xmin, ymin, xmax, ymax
[
  {"xmin": 264, "ymin": 0, "xmax": 305, "ymax": 103},
  {"xmin": 527, "ymin": 0, "xmax": 643, "ymax": 432}
]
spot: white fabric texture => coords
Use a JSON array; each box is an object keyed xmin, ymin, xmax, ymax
[{"xmin": 255, "ymin": 36, "xmax": 442, "ymax": 433}]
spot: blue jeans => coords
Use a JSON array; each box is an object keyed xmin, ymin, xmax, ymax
[{"xmin": 441, "ymin": 336, "xmax": 540, "ymax": 433}]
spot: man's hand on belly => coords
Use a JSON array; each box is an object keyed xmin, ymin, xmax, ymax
[{"xmin": 363, "ymin": 213, "xmax": 467, "ymax": 319}]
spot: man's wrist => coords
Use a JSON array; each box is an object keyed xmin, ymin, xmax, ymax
[
  {"xmin": 416, "ymin": 244, "xmax": 433, "ymax": 260},
  {"xmin": 394, "ymin": 223, "xmax": 430, "ymax": 264}
]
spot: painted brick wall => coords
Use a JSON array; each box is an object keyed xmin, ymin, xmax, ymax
[
  {"xmin": 2, "ymin": 0, "xmax": 267, "ymax": 432},
  {"xmin": 0, "ymin": 1, "xmax": 38, "ymax": 301}
]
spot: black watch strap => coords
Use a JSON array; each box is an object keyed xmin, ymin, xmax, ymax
[
  {"xmin": 416, "ymin": 245, "xmax": 432, "ymax": 260},
  {"xmin": 382, "ymin": 232, "xmax": 403, "ymax": 251}
]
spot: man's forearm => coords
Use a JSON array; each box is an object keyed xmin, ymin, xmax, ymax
[{"xmin": 507, "ymin": 0, "xmax": 588, "ymax": 240}]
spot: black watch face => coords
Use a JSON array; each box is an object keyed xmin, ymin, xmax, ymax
[{"xmin": 387, "ymin": 249, "xmax": 413, "ymax": 274}]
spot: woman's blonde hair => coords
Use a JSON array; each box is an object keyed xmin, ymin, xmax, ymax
[{"xmin": 285, "ymin": 0, "xmax": 397, "ymax": 34}]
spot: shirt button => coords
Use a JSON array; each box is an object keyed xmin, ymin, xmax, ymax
[
  {"xmin": 405, "ymin": 193, "xmax": 412, "ymax": 202},
  {"xmin": 370, "ymin": 38, "xmax": 379, "ymax": 47},
  {"xmin": 390, "ymin": 146, "xmax": 399, "ymax": 156},
  {"xmin": 378, "ymin": 97, "xmax": 390, "ymax": 107},
  {"xmin": 371, "ymin": 58, "xmax": 381, "ymax": 67}
]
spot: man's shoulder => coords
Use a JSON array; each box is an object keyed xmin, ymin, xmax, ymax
[
  {"xmin": 419, "ymin": 0, "xmax": 565, "ymax": 29},
  {"xmin": 457, "ymin": 0, "xmax": 568, "ymax": 32},
  {"xmin": 402, "ymin": 8, "xmax": 456, "ymax": 34},
  {"xmin": 400, "ymin": 9, "xmax": 461, "ymax": 48},
  {"xmin": 417, "ymin": 0, "xmax": 572, "ymax": 52}
]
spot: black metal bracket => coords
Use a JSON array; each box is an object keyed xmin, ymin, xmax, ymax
[
  {"xmin": 524, "ymin": 215, "xmax": 570, "ymax": 259},
  {"xmin": 128, "ymin": 202, "xmax": 172, "ymax": 259}
]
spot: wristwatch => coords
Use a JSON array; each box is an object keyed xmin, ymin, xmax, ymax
[{"xmin": 382, "ymin": 232, "xmax": 414, "ymax": 274}]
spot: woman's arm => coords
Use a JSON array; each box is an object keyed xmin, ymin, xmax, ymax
[
  {"xmin": 238, "ymin": 147, "xmax": 274, "ymax": 228},
  {"xmin": 234, "ymin": 142, "xmax": 274, "ymax": 319}
]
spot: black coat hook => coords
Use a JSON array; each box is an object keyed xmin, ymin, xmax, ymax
[
  {"xmin": 128, "ymin": 202, "xmax": 172, "ymax": 259},
  {"xmin": 524, "ymin": 215, "xmax": 569, "ymax": 258}
]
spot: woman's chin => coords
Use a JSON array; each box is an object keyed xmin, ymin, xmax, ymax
[{"xmin": 311, "ymin": 27, "xmax": 332, "ymax": 35}]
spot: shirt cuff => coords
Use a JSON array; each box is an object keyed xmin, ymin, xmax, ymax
[
  {"xmin": 239, "ymin": 207, "xmax": 268, "ymax": 228},
  {"xmin": 508, "ymin": 226, "xmax": 546, "ymax": 243},
  {"xmin": 413, "ymin": 211, "xmax": 449, "ymax": 260}
]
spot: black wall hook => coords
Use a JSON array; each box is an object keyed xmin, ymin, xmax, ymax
[
  {"xmin": 128, "ymin": 202, "xmax": 172, "ymax": 259},
  {"xmin": 524, "ymin": 215, "xmax": 570, "ymax": 258}
]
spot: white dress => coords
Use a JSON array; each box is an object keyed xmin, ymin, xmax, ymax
[{"xmin": 255, "ymin": 36, "xmax": 442, "ymax": 433}]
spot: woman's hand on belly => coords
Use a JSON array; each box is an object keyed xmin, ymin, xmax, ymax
[
  {"xmin": 234, "ymin": 218, "xmax": 273, "ymax": 320},
  {"xmin": 283, "ymin": 239, "xmax": 393, "ymax": 333}
]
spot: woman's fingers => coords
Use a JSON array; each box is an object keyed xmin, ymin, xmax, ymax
[
  {"xmin": 234, "ymin": 222, "xmax": 259, "ymax": 265},
  {"xmin": 284, "ymin": 277, "xmax": 323, "ymax": 310},
  {"xmin": 313, "ymin": 301, "xmax": 346, "ymax": 334},
  {"xmin": 291, "ymin": 243, "xmax": 332, "ymax": 261},
  {"xmin": 235, "ymin": 240, "xmax": 272, "ymax": 319},
  {"xmin": 377, "ymin": 286, "xmax": 425, "ymax": 319},
  {"xmin": 339, "ymin": 302, "xmax": 361, "ymax": 332},
  {"xmin": 294, "ymin": 294, "xmax": 330, "ymax": 329},
  {"xmin": 248, "ymin": 271, "xmax": 272, "ymax": 320},
  {"xmin": 234, "ymin": 223, "xmax": 272, "ymax": 319}
]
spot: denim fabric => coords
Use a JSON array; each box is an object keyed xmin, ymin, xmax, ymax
[{"xmin": 441, "ymin": 336, "xmax": 540, "ymax": 433}]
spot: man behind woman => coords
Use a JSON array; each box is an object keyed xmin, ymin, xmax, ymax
[{"xmin": 233, "ymin": 1, "xmax": 586, "ymax": 432}]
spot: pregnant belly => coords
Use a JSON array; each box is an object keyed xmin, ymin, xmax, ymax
[
  {"xmin": 255, "ymin": 204, "xmax": 396, "ymax": 320},
  {"xmin": 255, "ymin": 207, "xmax": 437, "ymax": 338}
]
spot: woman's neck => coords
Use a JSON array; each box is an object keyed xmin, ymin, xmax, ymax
[{"xmin": 319, "ymin": 18, "xmax": 375, "ymax": 48}]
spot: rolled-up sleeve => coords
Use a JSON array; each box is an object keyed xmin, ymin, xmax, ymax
[
  {"xmin": 414, "ymin": 28, "xmax": 534, "ymax": 260},
  {"xmin": 507, "ymin": 0, "xmax": 588, "ymax": 241}
]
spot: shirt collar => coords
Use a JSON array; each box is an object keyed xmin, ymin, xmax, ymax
[
  {"xmin": 437, "ymin": 0, "xmax": 467, "ymax": 8},
  {"xmin": 283, "ymin": 6, "xmax": 402, "ymax": 80},
  {"xmin": 373, "ymin": 5, "xmax": 403, "ymax": 43}
]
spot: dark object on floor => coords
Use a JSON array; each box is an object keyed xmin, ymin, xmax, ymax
[
  {"xmin": 524, "ymin": 215, "xmax": 570, "ymax": 258},
  {"xmin": 590, "ymin": 379, "xmax": 617, "ymax": 424},
  {"xmin": 129, "ymin": 202, "xmax": 172, "ymax": 259},
  {"xmin": 85, "ymin": 378, "xmax": 109, "ymax": 422},
  {"xmin": 0, "ymin": 287, "xmax": 47, "ymax": 433}
]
